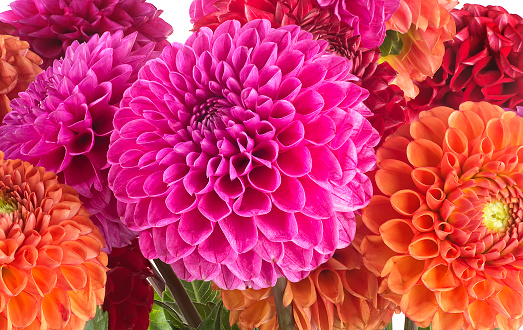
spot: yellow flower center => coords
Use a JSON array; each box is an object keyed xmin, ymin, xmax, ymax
[{"xmin": 483, "ymin": 201, "xmax": 511, "ymax": 231}]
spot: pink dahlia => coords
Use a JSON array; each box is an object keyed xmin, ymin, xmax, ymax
[
  {"xmin": 104, "ymin": 239, "xmax": 154, "ymax": 330},
  {"xmin": 315, "ymin": 0, "xmax": 400, "ymax": 48},
  {"xmin": 0, "ymin": 31, "xmax": 148, "ymax": 251},
  {"xmin": 108, "ymin": 19, "xmax": 379, "ymax": 290},
  {"xmin": 0, "ymin": 0, "xmax": 173, "ymax": 68}
]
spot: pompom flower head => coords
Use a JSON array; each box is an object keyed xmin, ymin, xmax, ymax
[
  {"xmin": 409, "ymin": 4, "xmax": 523, "ymax": 114},
  {"xmin": 0, "ymin": 33, "xmax": 42, "ymax": 121},
  {"xmin": 315, "ymin": 0, "xmax": 400, "ymax": 48},
  {"xmin": 108, "ymin": 19, "xmax": 379, "ymax": 290},
  {"xmin": 0, "ymin": 0, "xmax": 173, "ymax": 67},
  {"xmin": 103, "ymin": 239, "xmax": 153, "ymax": 330},
  {"xmin": 0, "ymin": 31, "xmax": 151, "ymax": 251},
  {"xmin": 362, "ymin": 101, "xmax": 523, "ymax": 329},
  {"xmin": 0, "ymin": 152, "xmax": 107, "ymax": 329}
]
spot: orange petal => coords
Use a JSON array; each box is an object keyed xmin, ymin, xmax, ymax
[
  {"xmin": 439, "ymin": 240, "xmax": 460, "ymax": 263},
  {"xmin": 486, "ymin": 118, "xmax": 512, "ymax": 151},
  {"xmin": 468, "ymin": 277, "xmax": 501, "ymax": 300},
  {"xmin": 293, "ymin": 303, "xmax": 311, "ymax": 330},
  {"xmin": 289, "ymin": 277, "xmax": 316, "ymax": 308},
  {"xmin": 375, "ymin": 159, "xmax": 416, "ymax": 196},
  {"xmin": 342, "ymin": 267, "xmax": 378, "ymax": 302},
  {"xmin": 424, "ymin": 106, "xmax": 454, "ymax": 124},
  {"xmin": 37, "ymin": 245, "xmax": 63, "ymax": 268},
  {"xmin": 410, "ymin": 115, "xmax": 447, "ymax": 146},
  {"xmin": 311, "ymin": 295, "xmax": 334, "ymax": 330},
  {"xmin": 42, "ymin": 287, "xmax": 70, "ymax": 329},
  {"xmin": 440, "ymin": 152, "xmax": 461, "ymax": 180},
  {"xmin": 383, "ymin": 256, "xmax": 424, "ymax": 294},
  {"xmin": 407, "ymin": 139, "xmax": 443, "ymax": 168},
  {"xmin": 82, "ymin": 262, "xmax": 106, "ymax": 291},
  {"xmin": 467, "ymin": 299, "xmax": 497, "ymax": 330},
  {"xmin": 60, "ymin": 241, "xmax": 87, "ymax": 265},
  {"xmin": 465, "ymin": 101, "xmax": 503, "ymax": 126},
  {"xmin": 338, "ymin": 293, "xmax": 370, "ymax": 327},
  {"xmin": 380, "ymin": 219, "xmax": 415, "ymax": 253},
  {"xmin": 68, "ymin": 280, "xmax": 96, "ymax": 321},
  {"xmin": 411, "ymin": 167, "xmax": 442, "ymax": 193},
  {"xmin": 409, "ymin": 233, "xmax": 440, "ymax": 260},
  {"xmin": 435, "ymin": 285, "xmax": 468, "ymax": 313},
  {"xmin": 506, "ymin": 115, "xmax": 523, "ymax": 147},
  {"xmin": 496, "ymin": 313, "xmax": 523, "ymax": 330},
  {"xmin": 443, "ymin": 127, "xmax": 468, "ymax": 161},
  {"xmin": 377, "ymin": 136, "xmax": 410, "ymax": 164},
  {"xmin": 421, "ymin": 259, "xmax": 458, "ymax": 291},
  {"xmin": 432, "ymin": 309, "xmax": 464, "ymax": 330},
  {"xmin": 31, "ymin": 266, "xmax": 57, "ymax": 296},
  {"xmin": 487, "ymin": 285, "xmax": 523, "ymax": 319},
  {"xmin": 412, "ymin": 210, "xmax": 437, "ymax": 232},
  {"xmin": 314, "ymin": 269, "xmax": 343, "ymax": 304},
  {"xmin": 447, "ymin": 108, "xmax": 484, "ymax": 142},
  {"xmin": 362, "ymin": 196, "xmax": 401, "ymax": 235},
  {"xmin": 426, "ymin": 187, "xmax": 445, "ymax": 210},
  {"xmin": 221, "ymin": 290, "xmax": 245, "ymax": 310},
  {"xmin": 239, "ymin": 300, "xmax": 273, "ymax": 328},
  {"xmin": 7, "ymin": 291, "xmax": 38, "ymax": 328},
  {"xmin": 390, "ymin": 189, "xmax": 423, "ymax": 216},
  {"xmin": 360, "ymin": 236, "xmax": 396, "ymax": 275},
  {"xmin": 400, "ymin": 284, "xmax": 438, "ymax": 323},
  {"xmin": 0, "ymin": 265, "xmax": 28, "ymax": 297},
  {"xmin": 60, "ymin": 265, "xmax": 87, "ymax": 291}
]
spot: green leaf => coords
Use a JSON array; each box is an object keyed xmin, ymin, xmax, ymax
[
  {"xmin": 84, "ymin": 307, "xmax": 108, "ymax": 330},
  {"xmin": 379, "ymin": 30, "xmax": 404, "ymax": 57},
  {"xmin": 181, "ymin": 279, "xmax": 220, "ymax": 305},
  {"xmin": 149, "ymin": 292, "xmax": 175, "ymax": 330},
  {"xmin": 197, "ymin": 302, "xmax": 222, "ymax": 330}
]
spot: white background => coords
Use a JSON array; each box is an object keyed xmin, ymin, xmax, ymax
[{"xmin": 0, "ymin": 0, "xmax": 523, "ymax": 329}]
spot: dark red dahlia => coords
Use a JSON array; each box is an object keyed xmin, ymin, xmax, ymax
[
  {"xmin": 409, "ymin": 4, "xmax": 523, "ymax": 115},
  {"xmin": 103, "ymin": 239, "xmax": 154, "ymax": 330}
]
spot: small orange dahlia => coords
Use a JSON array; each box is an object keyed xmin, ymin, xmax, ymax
[
  {"xmin": 0, "ymin": 34, "xmax": 42, "ymax": 120},
  {"xmin": 361, "ymin": 101, "xmax": 523, "ymax": 329},
  {"xmin": 221, "ymin": 229, "xmax": 398, "ymax": 330},
  {"xmin": 0, "ymin": 152, "xmax": 107, "ymax": 329},
  {"xmin": 383, "ymin": 0, "xmax": 456, "ymax": 99}
]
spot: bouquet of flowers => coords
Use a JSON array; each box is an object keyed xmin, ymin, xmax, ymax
[{"xmin": 0, "ymin": 0, "xmax": 522, "ymax": 329}]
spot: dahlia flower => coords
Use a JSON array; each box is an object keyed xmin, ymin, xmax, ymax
[
  {"xmin": 361, "ymin": 101, "xmax": 523, "ymax": 329},
  {"xmin": 103, "ymin": 239, "xmax": 153, "ymax": 330},
  {"xmin": 382, "ymin": 0, "xmax": 457, "ymax": 99},
  {"xmin": 0, "ymin": 34, "xmax": 42, "ymax": 121},
  {"xmin": 108, "ymin": 19, "xmax": 379, "ymax": 290},
  {"xmin": 190, "ymin": 0, "xmax": 407, "ymax": 146},
  {"xmin": 315, "ymin": 0, "xmax": 400, "ymax": 48},
  {"xmin": 0, "ymin": 31, "xmax": 147, "ymax": 251},
  {"xmin": 409, "ymin": 4, "xmax": 523, "ymax": 114},
  {"xmin": 0, "ymin": 0, "xmax": 173, "ymax": 68},
  {"xmin": 221, "ymin": 219, "xmax": 398, "ymax": 330},
  {"xmin": 0, "ymin": 152, "xmax": 107, "ymax": 329}
]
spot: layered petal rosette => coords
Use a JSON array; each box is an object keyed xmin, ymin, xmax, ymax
[
  {"xmin": 0, "ymin": 34, "xmax": 42, "ymax": 121},
  {"xmin": 409, "ymin": 4, "xmax": 523, "ymax": 114},
  {"xmin": 315, "ymin": 0, "xmax": 400, "ymax": 48},
  {"xmin": 108, "ymin": 19, "xmax": 379, "ymax": 290},
  {"xmin": 221, "ymin": 218, "xmax": 398, "ymax": 330},
  {"xmin": 382, "ymin": 0, "xmax": 457, "ymax": 99},
  {"xmin": 0, "ymin": 31, "xmax": 149, "ymax": 251},
  {"xmin": 361, "ymin": 101, "xmax": 523, "ymax": 329},
  {"xmin": 0, "ymin": 152, "xmax": 107, "ymax": 329},
  {"xmin": 103, "ymin": 239, "xmax": 154, "ymax": 330},
  {"xmin": 0, "ymin": 0, "xmax": 173, "ymax": 68}
]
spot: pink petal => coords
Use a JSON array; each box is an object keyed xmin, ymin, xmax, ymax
[
  {"xmin": 255, "ymin": 207, "xmax": 298, "ymax": 242},
  {"xmin": 219, "ymin": 213, "xmax": 258, "ymax": 253},
  {"xmin": 271, "ymin": 175, "xmax": 306, "ymax": 212},
  {"xmin": 198, "ymin": 226, "xmax": 238, "ymax": 264},
  {"xmin": 233, "ymin": 187, "xmax": 272, "ymax": 216},
  {"xmin": 178, "ymin": 209, "xmax": 214, "ymax": 245}
]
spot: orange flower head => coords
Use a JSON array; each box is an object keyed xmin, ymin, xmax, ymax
[
  {"xmin": 0, "ymin": 33, "xmax": 42, "ymax": 121},
  {"xmin": 383, "ymin": 0, "xmax": 456, "ymax": 99},
  {"xmin": 220, "ymin": 235, "xmax": 398, "ymax": 330},
  {"xmin": 362, "ymin": 102, "xmax": 523, "ymax": 329},
  {"xmin": 0, "ymin": 152, "xmax": 107, "ymax": 329}
]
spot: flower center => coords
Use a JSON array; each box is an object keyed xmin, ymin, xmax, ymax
[
  {"xmin": 482, "ymin": 200, "xmax": 511, "ymax": 232},
  {"xmin": 0, "ymin": 198, "xmax": 15, "ymax": 214},
  {"xmin": 191, "ymin": 98, "xmax": 228, "ymax": 130}
]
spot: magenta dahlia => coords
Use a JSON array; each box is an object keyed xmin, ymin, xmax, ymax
[
  {"xmin": 0, "ymin": 0, "xmax": 173, "ymax": 68},
  {"xmin": 0, "ymin": 31, "xmax": 147, "ymax": 251},
  {"xmin": 315, "ymin": 0, "xmax": 400, "ymax": 48},
  {"xmin": 108, "ymin": 19, "xmax": 379, "ymax": 290}
]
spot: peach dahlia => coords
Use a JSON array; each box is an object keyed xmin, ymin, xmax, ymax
[{"xmin": 361, "ymin": 101, "xmax": 523, "ymax": 329}]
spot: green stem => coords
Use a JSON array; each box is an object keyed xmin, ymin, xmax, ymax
[
  {"xmin": 385, "ymin": 321, "xmax": 393, "ymax": 330},
  {"xmin": 404, "ymin": 317, "xmax": 418, "ymax": 330},
  {"xmin": 153, "ymin": 259, "xmax": 203, "ymax": 328},
  {"xmin": 272, "ymin": 277, "xmax": 295, "ymax": 330}
]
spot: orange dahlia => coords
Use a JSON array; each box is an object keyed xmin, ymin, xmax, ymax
[
  {"xmin": 361, "ymin": 101, "xmax": 523, "ymax": 329},
  {"xmin": 383, "ymin": 0, "xmax": 456, "ymax": 99},
  {"xmin": 0, "ymin": 34, "xmax": 42, "ymax": 121},
  {"xmin": 0, "ymin": 152, "xmax": 107, "ymax": 329},
  {"xmin": 221, "ymin": 224, "xmax": 398, "ymax": 330}
]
